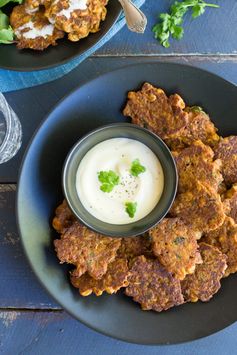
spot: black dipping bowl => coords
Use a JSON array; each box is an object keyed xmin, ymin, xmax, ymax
[
  {"xmin": 63, "ymin": 123, "xmax": 178, "ymax": 237},
  {"xmin": 0, "ymin": 0, "xmax": 120, "ymax": 71}
]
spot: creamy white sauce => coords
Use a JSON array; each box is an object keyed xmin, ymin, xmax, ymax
[
  {"xmin": 76, "ymin": 138, "xmax": 164, "ymax": 225},
  {"xmin": 58, "ymin": 0, "xmax": 87, "ymax": 19},
  {"xmin": 25, "ymin": 7, "xmax": 38, "ymax": 15},
  {"xmin": 15, "ymin": 21, "xmax": 54, "ymax": 39}
]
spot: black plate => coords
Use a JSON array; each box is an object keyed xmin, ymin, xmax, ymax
[
  {"xmin": 17, "ymin": 62, "xmax": 237, "ymax": 345},
  {"xmin": 0, "ymin": 0, "xmax": 120, "ymax": 71}
]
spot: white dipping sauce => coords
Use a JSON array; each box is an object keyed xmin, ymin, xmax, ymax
[
  {"xmin": 58, "ymin": 0, "xmax": 87, "ymax": 19},
  {"xmin": 76, "ymin": 138, "xmax": 164, "ymax": 225},
  {"xmin": 15, "ymin": 21, "xmax": 54, "ymax": 39}
]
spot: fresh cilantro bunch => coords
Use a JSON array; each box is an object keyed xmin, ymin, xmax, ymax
[
  {"xmin": 98, "ymin": 170, "xmax": 120, "ymax": 193},
  {"xmin": 153, "ymin": 0, "xmax": 219, "ymax": 48},
  {"xmin": 0, "ymin": 0, "xmax": 22, "ymax": 44}
]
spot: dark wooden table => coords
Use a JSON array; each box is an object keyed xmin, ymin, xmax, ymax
[{"xmin": 0, "ymin": 1, "xmax": 237, "ymax": 353}]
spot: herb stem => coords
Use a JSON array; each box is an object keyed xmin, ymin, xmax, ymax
[
  {"xmin": 203, "ymin": 3, "xmax": 219, "ymax": 7},
  {"xmin": 153, "ymin": 0, "xmax": 220, "ymax": 48}
]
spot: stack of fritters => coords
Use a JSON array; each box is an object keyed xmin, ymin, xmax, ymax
[
  {"xmin": 10, "ymin": 0, "xmax": 108, "ymax": 50},
  {"xmin": 53, "ymin": 83, "xmax": 237, "ymax": 312}
]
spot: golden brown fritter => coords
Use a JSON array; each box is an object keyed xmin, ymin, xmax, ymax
[
  {"xmin": 170, "ymin": 181, "xmax": 225, "ymax": 233},
  {"xmin": 172, "ymin": 140, "xmax": 223, "ymax": 193},
  {"xmin": 10, "ymin": 5, "xmax": 64, "ymax": 50},
  {"xmin": 123, "ymin": 84, "xmax": 219, "ymax": 150},
  {"xmin": 202, "ymin": 217, "xmax": 237, "ymax": 277},
  {"xmin": 54, "ymin": 221, "xmax": 121, "ymax": 279},
  {"xmin": 117, "ymin": 235, "xmax": 152, "ymax": 263},
  {"xmin": 165, "ymin": 108, "xmax": 219, "ymax": 150},
  {"xmin": 71, "ymin": 258, "xmax": 129, "ymax": 296},
  {"xmin": 123, "ymin": 82, "xmax": 189, "ymax": 141},
  {"xmin": 185, "ymin": 107, "xmax": 219, "ymax": 146},
  {"xmin": 45, "ymin": 0, "xmax": 108, "ymax": 42},
  {"xmin": 149, "ymin": 218, "xmax": 202, "ymax": 280},
  {"xmin": 223, "ymin": 184, "xmax": 237, "ymax": 223},
  {"xmin": 52, "ymin": 200, "xmax": 76, "ymax": 234},
  {"xmin": 214, "ymin": 136, "xmax": 237, "ymax": 185},
  {"xmin": 181, "ymin": 243, "xmax": 227, "ymax": 302},
  {"xmin": 125, "ymin": 255, "xmax": 184, "ymax": 312}
]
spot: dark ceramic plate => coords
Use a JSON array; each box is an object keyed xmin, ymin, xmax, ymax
[
  {"xmin": 0, "ymin": 0, "xmax": 120, "ymax": 71},
  {"xmin": 17, "ymin": 62, "xmax": 237, "ymax": 345}
]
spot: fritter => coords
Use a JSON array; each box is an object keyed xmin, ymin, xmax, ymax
[
  {"xmin": 181, "ymin": 243, "xmax": 227, "ymax": 302},
  {"xmin": 70, "ymin": 258, "xmax": 129, "ymax": 296},
  {"xmin": 125, "ymin": 255, "xmax": 184, "ymax": 312},
  {"xmin": 170, "ymin": 181, "xmax": 225, "ymax": 233},
  {"xmin": 117, "ymin": 235, "xmax": 152, "ymax": 263},
  {"xmin": 52, "ymin": 200, "xmax": 76, "ymax": 234},
  {"xmin": 123, "ymin": 82, "xmax": 189, "ymax": 141},
  {"xmin": 149, "ymin": 218, "xmax": 202, "ymax": 280},
  {"xmin": 45, "ymin": 0, "xmax": 108, "ymax": 42},
  {"xmin": 166, "ymin": 108, "xmax": 219, "ymax": 150},
  {"xmin": 173, "ymin": 140, "xmax": 223, "ymax": 193},
  {"xmin": 185, "ymin": 107, "xmax": 219, "ymax": 146},
  {"xmin": 54, "ymin": 221, "xmax": 121, "ymax": 279},
  {"xmin": 10, "ymin": 5, "xmax": 64, "ymax": 50},
  {"xmin": 223, "ymin": 183, "xmax": 237, "ymax": 223},
  {"xmin": 214, "ymin": 136, "xmax": 237, "ymax": 185},
  {"xmin": 203, "ymin": 217, "xmax": 237, "ymax": 277}
]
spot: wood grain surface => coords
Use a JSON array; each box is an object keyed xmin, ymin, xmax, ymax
[
  {"xmin": 0, "ymin": 310, "xmax": 237, "ymax": 355},
  {"xmin": 0, "ymin": 185, "xmax": 60, "ymax": 309},
  {"xmin": 96, "ymin": 0, "xmax": 237, "ymax": 55}
]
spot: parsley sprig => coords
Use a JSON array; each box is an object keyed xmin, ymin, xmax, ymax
[
  {"xmin": 125, "ymin": 202, "xmax": 137, "ymax": 218},
  {"xmin": 98, "ymin": 170, "xmax": 120, "ymax": 193},
  {"xmin": 153, "ymin": 0, "xmax": 219, "ymax": 48},
  {"xmin": 130, "ymin": 159, "xmax": 146, "ymax": 177}
]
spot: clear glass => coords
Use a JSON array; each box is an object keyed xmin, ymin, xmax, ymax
[{"xmin": 0, "ymin": 93, "xmax": 22, "ymax": 164}]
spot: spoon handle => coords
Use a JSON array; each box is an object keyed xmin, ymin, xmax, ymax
[{"xmin": 118, "ymin": 0, "xmax": 147, "ymax": 33}]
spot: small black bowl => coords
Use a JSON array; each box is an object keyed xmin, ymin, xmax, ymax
[{"xmin": 63, "ymin": 122, "xmax": 178, "ymax": 237}]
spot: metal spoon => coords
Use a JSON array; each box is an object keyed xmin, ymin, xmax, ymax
[{"xmin": 118, "ymin": 0, "xmax": 147, "ymax": 34}]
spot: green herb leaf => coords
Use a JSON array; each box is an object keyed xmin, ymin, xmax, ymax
[
  {"xmin": 192, "ymin": 4, "xmax": 205, "ymax": 18},
  {"xmin": 170, "ymin": 25, "xmax": 184, "ymax": 39},
  {"xmin": 125, "ymin": 202, "xmax": 137, "ymax": 218},
  {"xmin": 185, "ymin": 105, "xmax": 205, "ymax": 114},
  {"xmin": 0, "ymin": 10, "xmax": 14, "ymax": 44},
  {"xmin": 130, "ymin": 159, "xmax": 146, "ymax": 177},
  {"xmin": 153, "ymin": 0, "xmax": 219, "ymax": 47},
  {"xmin": 98, "ymin": 170, "xmax": 120, "ymax": 193},
  {"xmin": 0, "ymin": 0, "xmax": 22, "ymax": 8},
  {"xmin": 173, "ymin": 236, "xmax": 185, "ymax": 245}
]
